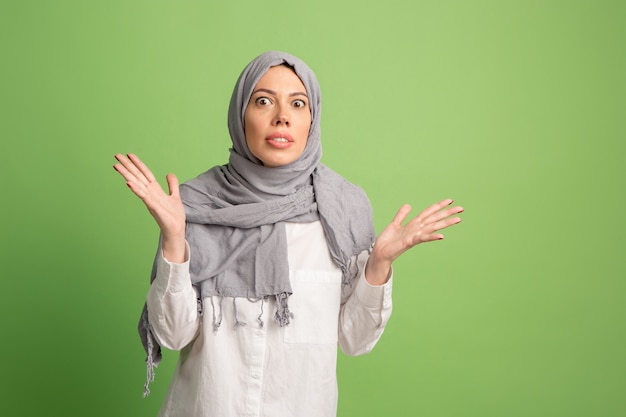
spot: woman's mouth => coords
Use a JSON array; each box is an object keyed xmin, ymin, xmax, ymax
[{"xmin": 266, "ymin": 133, "xmax": 294, "ymax": 148}]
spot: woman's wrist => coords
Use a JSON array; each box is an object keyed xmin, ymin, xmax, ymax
[
  {"xmin": 364, "ymin": 253, "xmax": 392, "ymax": 286},
  {"xmin": 161, "ymin": 233, "xmax": 186, "ymax": 263}
]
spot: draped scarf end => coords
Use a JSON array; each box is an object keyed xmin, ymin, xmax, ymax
[
  {"xmin": 141, "ymin": 314, "xmax": 159, "ymax": 397},
  {"xmin": 274, "ymin": 292, "xmax": 294, "ymax": 327}
]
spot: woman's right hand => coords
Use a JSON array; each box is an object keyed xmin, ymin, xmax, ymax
[{"xmin": 113, "ymin": 153, "xmax": 187, "ymax": 262}]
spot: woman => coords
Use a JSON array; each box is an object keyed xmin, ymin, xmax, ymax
[{"xmin": 113, "ymin": 51, "xmax": 463, "ymax": 417}]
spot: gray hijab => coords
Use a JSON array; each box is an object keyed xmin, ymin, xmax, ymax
[{"xmin": 139, "ymin": 51, "xmax": 375, "ymax": 396}]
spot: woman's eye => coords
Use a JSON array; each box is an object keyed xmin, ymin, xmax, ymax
[
  {"xmin": 292, "ymin": 99, "xmax": 306, "ymax": 108},
  {"xmin": 255, "ymin": 97, "xmax": 271, "ymax": 106}
]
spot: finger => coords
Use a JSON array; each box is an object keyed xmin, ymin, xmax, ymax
[
  {"xmin": 113, "ymin": 155, "xmax": 152, "ymax": 200},
  {"xmin": 404, "ymin": 229, "xmax": 445, "ymax": 247},
  {"xmin": 127, "ymin": 153, "xmax": 157, "ymax": 183},
  {"xmin": 114, "ymin": 153, "xmax": 149, "ymax": 185},
  {"xmin": 166, "ymin": 173, "xmax": 180, "ymax": 198},
  {"xmin": 427, "ymin": 216, "xmax": 462, "ymax": 234},
  {"xmin": 414, "ymin": 233, "xmax": 445, "ymax": 244},
  {"xmin": 125, "ymin": 178, "xmax": 149, "ymax": 199},
  {"xmin": 424, "ymin": 205, "xmax": 464, "ymax": 225},
  {"xmin": 391, "ymin": 204, "xmax": 412, "ymax": 226},
  {"xmin": 113, "ymin": 159, "xmax": 140, "ymax": 184},
  {"xmin": 417, "ymin": 199, "xmax": 454, "ymax": 222}
]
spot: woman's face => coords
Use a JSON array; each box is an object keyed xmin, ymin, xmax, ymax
[{"xmin": 244, "ymin": 65, "xmax": 311, "ymax": 168}]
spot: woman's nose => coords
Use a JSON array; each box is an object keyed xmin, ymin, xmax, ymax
[{"xmin": 273, "ymin": 106, "xmax": 290, "ymax": 126}]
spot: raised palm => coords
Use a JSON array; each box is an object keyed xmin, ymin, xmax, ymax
[{"xmin": 113, "ymin": 153, "xmax": 186, "ymax": 240}]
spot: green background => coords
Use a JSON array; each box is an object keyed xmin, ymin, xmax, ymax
[{"xmin": 1, "ymin": 1, "xmax": 624, "ymax": 416}]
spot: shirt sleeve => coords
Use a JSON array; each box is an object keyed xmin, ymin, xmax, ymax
[
  {"xmin": 338, "ymin": 250, "xmax": 393, "ymax": 356},
  {"xmin": 146, "ymin": 241, "xmax": 201, "ymax": 351}
]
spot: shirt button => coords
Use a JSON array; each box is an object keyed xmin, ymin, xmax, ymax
[{"xmin": 251, "ymin": 374, "xmax": 260, "ymax": 380}]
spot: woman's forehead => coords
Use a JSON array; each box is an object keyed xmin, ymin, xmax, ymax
[{"xmin": 252, "ymin": 65, "xmax": 307, "ymax": 93}]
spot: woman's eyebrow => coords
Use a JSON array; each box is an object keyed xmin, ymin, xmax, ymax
[
  {"xmin": 251, "ymin": 88, "xmax": 276, "ymax": 96},
  {"xmin": 251, "ymin": 88, "xmax": 308, "ymax": 98}
]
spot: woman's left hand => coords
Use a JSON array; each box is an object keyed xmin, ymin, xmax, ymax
[{"xmin": 364, "ymin": 199, "xmax": 464, "ymax": 285}]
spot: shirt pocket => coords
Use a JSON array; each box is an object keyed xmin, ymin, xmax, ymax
[{"xmin": 283, "ymin": 270, "xmax": 342, "ymax": 345}]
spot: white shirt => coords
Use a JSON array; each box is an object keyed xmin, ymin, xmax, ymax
[{"xmin": 147, "ymin": 221, "xmax": 393, "ymax": 417}]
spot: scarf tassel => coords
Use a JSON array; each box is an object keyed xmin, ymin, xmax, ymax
[
  {"xmin": 210, "ymin": 296, "xmax": 224, "ymax": 332},
  {"xmin": 274, "ymin": 292, "xmax": 294, "ymax": 327},
  {"xmin": 141, "ymin": 315, "xmax": 160, "ymax": 398}
]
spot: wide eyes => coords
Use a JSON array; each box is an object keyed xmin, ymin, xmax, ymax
[
  {"xmin": 253, "ymin": 96, "xmax": 307, "ymax": 109},
  {"xmin": 255, "ymin": 97, "xmax": 271, "ymax": 106}
]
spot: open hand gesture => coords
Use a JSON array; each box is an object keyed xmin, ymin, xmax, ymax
[
  {"xmin": 365, "ymin": 199, "xmax": 463, "ymax": 285},
  {"xmin": 113, "ymin": 153, "xmax": 186, "ymax": 262}
]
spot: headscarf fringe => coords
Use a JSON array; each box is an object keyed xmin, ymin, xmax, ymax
[
  {"xmin": 257, "ymin": 297, "xmax": 265, "ymax": 328},
  {"xmin": 210, "ymin": 296, "xmax": 224, "ymax": 332},
  {"xmin": 233, "ymin": 298, "xmax": 247, "ymax": 327},
  {"xmin": 274, "ymin": 292, "xmax": 294, "ymax": 327},
  {"xmin": 197, "ymin": 296, "xmax": 204, "ymax": 316},
  {"xmin": 143, "ymin": 321, "xmax": 157, "ymax": 397}
]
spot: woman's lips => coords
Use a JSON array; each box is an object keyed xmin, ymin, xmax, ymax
[{"xmin": 266, "ymin": 132, "xmax": 294, "ymax": 149}]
